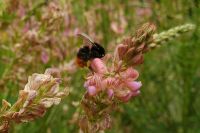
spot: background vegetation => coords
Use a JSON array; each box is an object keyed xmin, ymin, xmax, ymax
[{"xmin": 0, "ymin": 0, "xmax": 199, "ymax": 132}]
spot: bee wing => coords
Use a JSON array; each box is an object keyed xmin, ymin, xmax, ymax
[{"xmin": 77, "ymin": 33, "xmax": 94, "ymax": 45}]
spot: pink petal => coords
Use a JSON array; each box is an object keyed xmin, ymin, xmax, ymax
[
  {"xmin": 23, "ymin": 23, "xmax": 30, "ymax": 33},
  {"xmin": 87, "ymin": 86, "xmax": 97, "ymax": 96},
  {"xmin": 119, "ymin": 90, "xmax": 140, "ymax": 102},
  {"xmin": 111, "ymin": 22, "xmax": 125, "ymax": 34},
  {"xmin": 136, "ymin": 8, "xmax": 152, "ymax": 17},
  {"xmin": 107, "ymin": 89, "xmax": 114, "ymax": 98},
  {"xmin": 73, "ymin": 28, "xmax": 81, "ymax": 36},
  {"xmin": 126, "ymin": 81, "xmax": 142, "ymax": 91},
  {"xmin": 121, "ymin": 68, "xmax": 139, "ymax": 80},
  {"xmin": 19, "ymin": 6, "xmax": 26, "ymax": 17},
  {"xmin": 90, "ymin": 58, "xmax": 107, "ymax": 74},
  {"xmin": 41, "ymin": 51, "xmax": 49, "ymax": 64},
  {"xmin": 84, "ymin": 82, "xmax": 89, "ymax": 88},
  {"xmin": 119, "ymin": 93, "xmax": 132, "ymax": 102},
  {"xmin": 131, "ymin": 90, "xmax": 141, "ymax": 97}
]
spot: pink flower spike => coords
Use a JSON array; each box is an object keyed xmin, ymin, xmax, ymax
[
  {"xmin": 90, "ymin": 58, "xmax": 108, "ymax": 74},
  {"xmin": 87, "ymin": 86, "xmax": 97, "ymax": 96},
  {"xmin": 126, "ymin": 81, "xmax": 142, "ymax": 91}
]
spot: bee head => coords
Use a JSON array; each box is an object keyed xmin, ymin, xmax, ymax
[{"xmin": 91, "ymin": 42, "xmax": 105, "ymax": 58}]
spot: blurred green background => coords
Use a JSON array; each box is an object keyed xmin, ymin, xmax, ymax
[{"xmin": 0, "ymin": 0, "xmax": 200, "ymax": 133}]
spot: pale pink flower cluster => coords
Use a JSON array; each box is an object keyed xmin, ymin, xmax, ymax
[
  {"xmin": 84, "ymin": 58, "xmax": 142, "ymax": 102},
  {"xmin": 0, "ymin": 69, "xmax": 67, "ymax": 132}
]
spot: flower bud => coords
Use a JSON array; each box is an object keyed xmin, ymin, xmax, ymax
[
  {"xmin": 130, "ymin": 54, "xmax": 144, "ymax": 66},
  {"xmin": 115, "ymin": 44, "xmax": 128, "ymax": 60}
]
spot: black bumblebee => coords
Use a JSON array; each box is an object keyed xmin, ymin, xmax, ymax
[{"xmin": 76, "ymin": 33, "xmax": 105, "ymax": 67}]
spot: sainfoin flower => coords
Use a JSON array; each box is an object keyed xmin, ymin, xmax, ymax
[
  {"xmin": 84, "ymin": 58, "xmax": 142, "ymax": 102},
  {"xmin": 79, "ymin": 23, "xmax": 156, "ymax": 132},
  {"xmin": 0, "ymin": 69, "xmax": 68, "ymax": 132},
  {"xmin": 83, "ymin": 23, "xmax": 156, "ymax": 102}
]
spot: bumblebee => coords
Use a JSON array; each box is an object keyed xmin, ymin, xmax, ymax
[{"xmin": 76, "ymin": 33, "xmax": 105, "ymax": 67}]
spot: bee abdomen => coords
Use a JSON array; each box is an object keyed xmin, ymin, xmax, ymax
[{"xmin": 77, "ymin": 46, "xmax": 91, "ymax": 61}]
